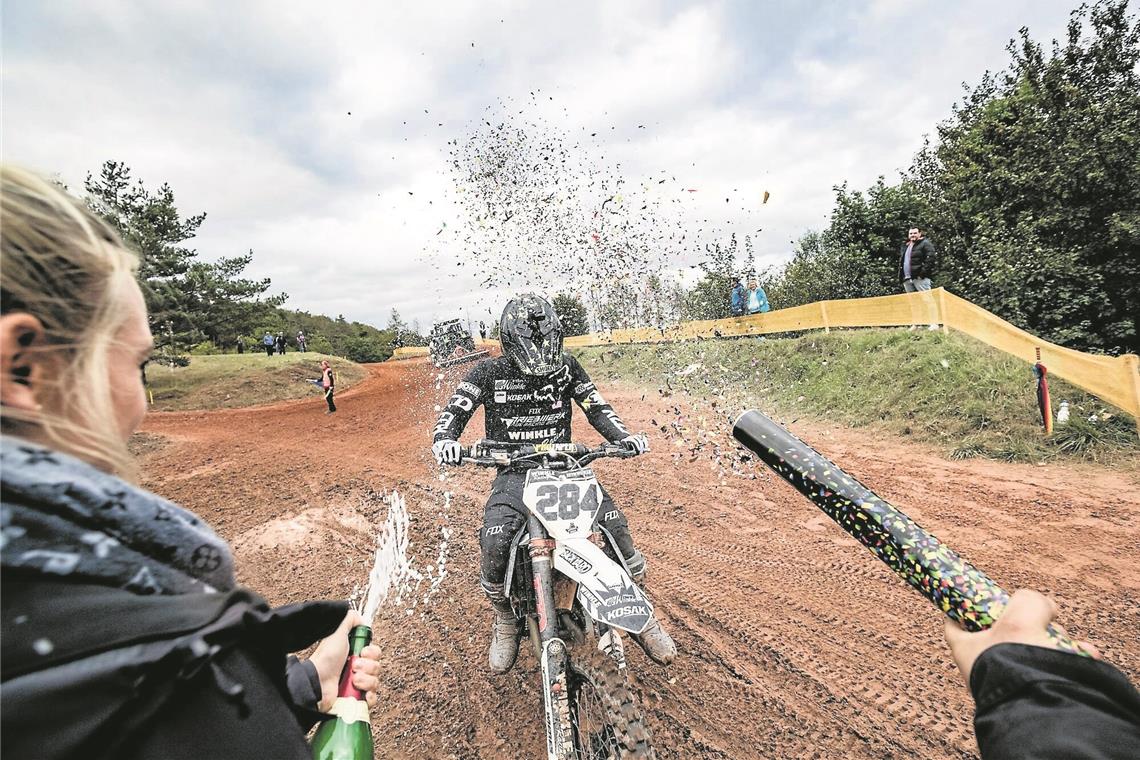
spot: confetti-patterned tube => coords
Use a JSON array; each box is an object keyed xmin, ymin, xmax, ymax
[{"xmin": 732, "ymin": 409, "xmax": 1083, "ymax": 653}]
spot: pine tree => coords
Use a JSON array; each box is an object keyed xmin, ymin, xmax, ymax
[{"xmin": 84, "ymin": 161, "xmax": 284, "ymax": 354}]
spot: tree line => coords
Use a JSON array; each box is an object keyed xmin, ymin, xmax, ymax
[
  {"xmin": 761, "ymin": 0, "xmax": 1138, "ymax": 355},
  {"xmin": 82, "ymin": 161, "xmax": 415, "ymax": 363}
]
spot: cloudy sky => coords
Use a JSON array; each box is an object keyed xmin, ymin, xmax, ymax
[{"xmin": 4, "ymin": 0, "xmax": 1077, "ymax": 331}]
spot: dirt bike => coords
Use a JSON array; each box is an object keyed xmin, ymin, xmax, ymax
[{"xmin": 457, "ymin": 440, "xmax": 657, "ymax": 760}]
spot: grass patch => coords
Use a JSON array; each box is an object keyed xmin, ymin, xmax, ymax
[
  {"xmin": 575, "ymin": 329, "xmax": 1138, "ymax": 465},
  {"xmin": 146, "ymin": 353, "xmax": 366, "ymax": 412}
]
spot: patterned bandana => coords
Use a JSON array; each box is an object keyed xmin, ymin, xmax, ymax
[{"xmin": 1, "ymin": 437, "xmax": 234, "ymax": 595}]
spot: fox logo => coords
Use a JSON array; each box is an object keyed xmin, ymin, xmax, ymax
[{"xmin": 447, "ymin": 394, "xmax": 474, "ymax": 412}]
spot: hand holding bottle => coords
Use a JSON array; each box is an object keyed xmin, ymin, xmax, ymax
[{"xmin": 309, "ymin": 610, "xmax": 382, "ymax": 710}]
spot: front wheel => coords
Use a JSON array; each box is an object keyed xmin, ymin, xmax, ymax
[{"xmin": 566, "ymin": 641, "xmax": 655, "ymax": 759}]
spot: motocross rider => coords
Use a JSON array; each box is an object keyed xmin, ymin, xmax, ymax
[{"xmin": 432, "ymin": 294, "xmax": 677, "ymax": 673}]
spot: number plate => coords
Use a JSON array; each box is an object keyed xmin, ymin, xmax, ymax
[
  {"xmin": 522, "ymin": 469, "xmax": 603, "ymax": 539},
  {"xmin": 524, "ymin": 468, "xmax": 653, "ymax": 634}
]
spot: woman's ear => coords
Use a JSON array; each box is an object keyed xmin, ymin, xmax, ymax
[{"xmin": 0, "ymin": 313, "xmax": 49, "ymax": 413}]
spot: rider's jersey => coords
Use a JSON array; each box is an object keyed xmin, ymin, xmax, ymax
[{"xmin": 432, "ymin": 353, "xmax": 629, "ymax": 445}]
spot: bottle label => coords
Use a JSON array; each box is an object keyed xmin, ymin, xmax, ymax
[{"xmin": 327, "ymin": 696, "xmax": 369, "ymax": 725}]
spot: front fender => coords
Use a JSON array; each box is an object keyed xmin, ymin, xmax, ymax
[{"xmin": 553, "ymin": 539, "xmax": 652, "ymax": 634}]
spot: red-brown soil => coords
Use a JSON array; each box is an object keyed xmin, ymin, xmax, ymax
[{"xmin": 138, "ymin": 357, "xmax": 1140, "ymax": 759}]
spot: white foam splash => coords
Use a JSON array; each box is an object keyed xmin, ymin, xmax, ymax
[
  {"xmin": 355, "ymin": 489, "xmax": 453, "ymax": 624},
  {"xmin": 358, "ymin": 490, "xmax": 414, "ymax": 622}
]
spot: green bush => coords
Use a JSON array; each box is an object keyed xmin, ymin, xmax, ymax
[
  {"xmin": 342, "ymin": 336, "xmax": 391, "ymax": 363},
  {"xmin": 308, "ymin": 335, "xmax": 334, "ymax": 354},
  {"xmin": 189, "ymin": 340, "xmax": 219, "ymax": 355}
]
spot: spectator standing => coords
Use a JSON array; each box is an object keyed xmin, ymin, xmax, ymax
[
  {"xmin": 898, "ymin": 226, "xmax": 937, "ymax": 293},
  {"xmin": 899, "ymin": 226, "xmax": 940, "ymax": 329},
  {"xmin": 745, "ymin": 277, "xmax": 770, "ymax": 315},
  {"xmin": 262, "ymin": 331, "xmax": 275, "ymax": 357},
  {"xmin": 478, "ymin": 321, "xmax": 487, "ymax": 340},
  {"xmin": 730, "ymin": 279, "xmax": 747, "ymax": 316},
  {"xmin": 275, "ymin": 332, "xmax": 286, "ymax": 355},
  {"xmin": 236, "ymin": 336, "xmax": 245, "ymax": 354},
  {"xmin": 320, "ymin": 360, "xmax": 336, "ymax": 414},
  {"xmin": 296, "ymin": 330, "xmax": 307, "ymax": 352}
]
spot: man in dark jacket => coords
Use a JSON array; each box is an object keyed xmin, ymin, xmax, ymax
[
  {"xmin": 898, "ymin": 226, "xmax": 937, "ymax": 292},
  {"xmin": 946, "ymin": 589, "xmax": 1140, "ymax": 759}
]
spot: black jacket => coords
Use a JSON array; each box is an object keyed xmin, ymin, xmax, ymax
[
  {"xmin": 972, "ymin": 643, "xmax": 1140, "ymax": 759},
  {"xmin": 433, "ymin": 353, "xmax": 629, "ymax": 445},
  {"xmin": 898, "ymin": 237, "xmax": 937, "ymax": 281},
  {"xmin": 1, "ymin": 577, "xmax": 345, "ymax": 760}
]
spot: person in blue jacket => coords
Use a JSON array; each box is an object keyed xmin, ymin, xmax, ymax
[
  {"xmin": 730, "ymin": 279, "xmax": 747, "ymax": 316},
  {"xmin": 745, "ymin": 277, "xmax": 770, "ymax": 315}
]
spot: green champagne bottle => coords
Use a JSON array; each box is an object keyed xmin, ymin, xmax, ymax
[{"xmin": 311, "ymin": 625, "xmax": 373, "ymax": 760}]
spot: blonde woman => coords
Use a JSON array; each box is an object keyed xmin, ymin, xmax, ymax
[{"xmin": 0, "ymin": 166, "xmax": 380, "ymax": 759}]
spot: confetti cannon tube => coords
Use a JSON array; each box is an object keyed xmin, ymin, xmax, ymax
[{"xmin": 732, "ymin": 409, "xmax": 1084, "ymax": 653}]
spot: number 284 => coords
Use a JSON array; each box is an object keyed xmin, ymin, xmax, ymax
[{"xmin": 534, "ymin": 483, "xmax": 598, "ymax": 520}]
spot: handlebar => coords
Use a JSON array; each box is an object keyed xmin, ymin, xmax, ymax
[{"xmin": 456, "ymin": 440, "xmax": 639, "ymax": 469}]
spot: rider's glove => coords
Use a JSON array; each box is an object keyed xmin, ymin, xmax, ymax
[
  {"xmin": 619, "ymin": 433, "xmax": 649, "ymax": 455},
  {"xmin": 432, "ymin": 439, "xmax": 461, "ymax": 465}
]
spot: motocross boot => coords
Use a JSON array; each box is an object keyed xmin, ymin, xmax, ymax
[
  {"xmin": 632, "ymin": 615, "xmax": 676, "ymax": 665},
  {"xmin": 488, "ymin": 606, "xmax": 523, "ymax": 673},
  {"xmin": 628, "ymin": 563, "xmax": 676, "ymax": 665}
]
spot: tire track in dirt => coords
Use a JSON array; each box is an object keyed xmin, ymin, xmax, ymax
[{"xmin": 137, "ymin": 357, "xmax": 1140, "ymax": 759}]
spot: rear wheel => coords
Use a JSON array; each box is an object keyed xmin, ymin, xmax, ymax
[{"xmin": 566, "ymin": 642, "xmax": 654, "ymax": 759}]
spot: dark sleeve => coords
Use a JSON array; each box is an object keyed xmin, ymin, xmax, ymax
[
  {"xmin": 921, "ymin": 238, "xmax": 937, "ymax": 274},
  {"xmin": 285, "ymin": 655, "xmax": 322, "ymax": 712},
  {"xmin": 971, "ymin": 643, "xmax": 1140, "ymax": 760},
  {"xmin": 432, "ymin": 362, "xmax": 487, "ymax": 442},
  {"xmin": 567, "ymin": 355, "xmax": 630, "ymax": 443}
]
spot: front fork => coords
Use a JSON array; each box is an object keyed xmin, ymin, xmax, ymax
[{"xmin": 529, "ymin": 514, "xmax": 574, "ymax": 760}]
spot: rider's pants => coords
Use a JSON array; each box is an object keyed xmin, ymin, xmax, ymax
[{"xmin": 479, "ymin": 469, "xmax": 644, "ymax": 611}]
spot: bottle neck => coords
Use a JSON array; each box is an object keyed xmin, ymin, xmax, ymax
[{"xmin": 336, "ymin": 624, "xmax": 372, "ymax": 701}]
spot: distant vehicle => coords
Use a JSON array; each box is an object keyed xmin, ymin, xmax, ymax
[{"xmin": 429, "ymin": 319, "xmax": 489, "ymax": 367}]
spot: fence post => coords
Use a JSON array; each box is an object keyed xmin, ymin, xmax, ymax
[
  {"xmin": 1123, "ymin": 354, "xmax": 1140, "ymax": 439},
  {"xmin": 820, "ymin": 301, "xmax": 831, "ymax": 334},
  {"xmin": 937, "ymin": 288, "xmax": 949, "ymax": 334}
]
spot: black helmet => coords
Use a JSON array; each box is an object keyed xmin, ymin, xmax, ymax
[{"xmin": 500, "ymin": 295, "xmax": 564, "ymax": 375}]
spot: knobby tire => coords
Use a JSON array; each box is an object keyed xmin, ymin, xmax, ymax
[{"xmin": 565, "ymin": 642, "xmax": 655, "ymax": 760}]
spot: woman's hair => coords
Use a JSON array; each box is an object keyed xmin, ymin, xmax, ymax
[{"xmin": 1, "ymin": 165, "xmax": 142, "ymax": 475}]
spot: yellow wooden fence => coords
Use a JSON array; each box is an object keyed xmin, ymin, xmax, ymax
[{"xmin": 392, "ymin": 288, "xmax": 1140, "ymax": 428}]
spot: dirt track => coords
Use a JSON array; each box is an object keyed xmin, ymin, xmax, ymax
[{"xmin": 139, "ymin": 358, "xmax": 1140, "ymax": 759}]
